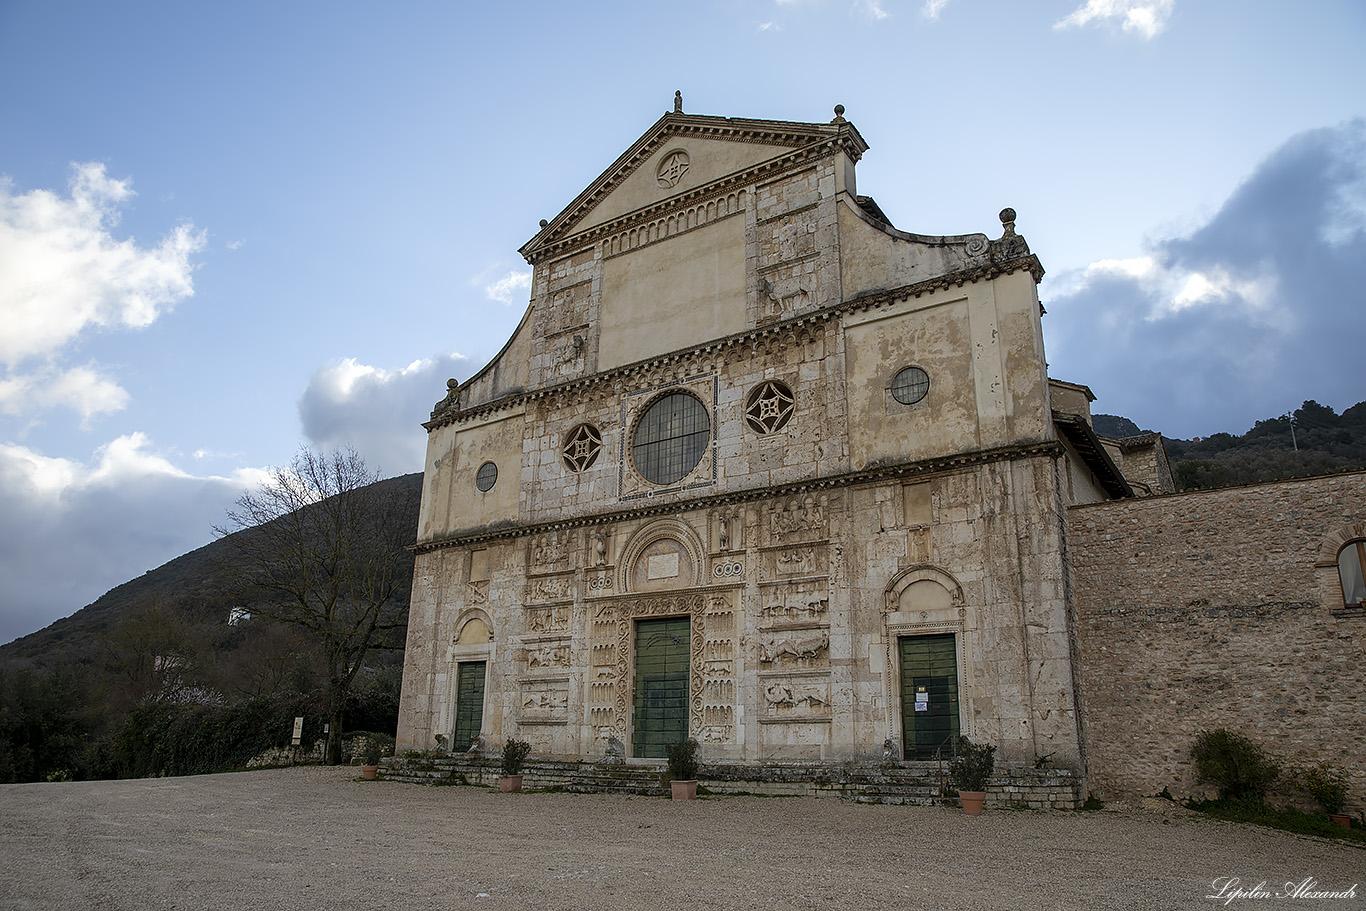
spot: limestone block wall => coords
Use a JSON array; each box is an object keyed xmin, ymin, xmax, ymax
[{"xmin": 1067, "ymin": 471, "xmax": 1366, "ymax": 810}]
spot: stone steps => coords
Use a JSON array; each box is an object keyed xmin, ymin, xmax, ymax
[{"xmin": 378, "ymin": 755, "xmax": 1082, "ymax": 808}]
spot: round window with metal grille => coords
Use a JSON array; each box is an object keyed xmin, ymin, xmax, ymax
[
  {"xmin": 562, "ymin": 423, "xmax": 602, "ymax": 472},
  {"xmin": 475, "ymin": 461, "xmax": 498, "ymax": 492},
  {"xmin": 744, "ymin": 380, "xmax": 795, "ymax": 434},
  {"xmin": 632, "ymin": 392, "xmax": 710, "ymax": 486},
  {"xmin": 891, "ymin": 366, "xmax": 930, "ymax": 405}
]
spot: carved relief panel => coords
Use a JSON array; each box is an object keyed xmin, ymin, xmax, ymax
[
  {"xmin": 525, "ymin": 604, "xmax": 570, "ymax": 635},
  {"xmin": 524, "ymin": 640, "xmax": 571, "ymax": 672},
  {"xmin": 521, "ymin": 681, "xmax": 569, "ymax": 724},
  {"xmin": 760, "ymin": 543, "xmax": 828, "ymax": 580},
  {"xmin": 529, "ymin": 531, "xmax": 572, "ymax": 576},
  {"xmin": 699, "ymin": 593, "xmax": 738, "ymax": 743},
  {"xmin": 765, "ymin": 494, "xmax": 831, "ymax": 545},
  {"xmin": 759, "ymin": 581, "xmax": 830, "ymax": 628}
]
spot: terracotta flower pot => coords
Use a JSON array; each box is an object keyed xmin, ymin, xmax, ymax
[
  {"xmin": 671, "ymin": 780, "xmax": 698, "ymax": 800},
  {"xmin": 361, "ymin": 765, "xmax": 379, "ymax": 780},
  {"xmin": 499, "ymin": 775, "xmax": 523, "ymax": 792},
  {"xmin": 959, "ymin": 790, "xmax": 987, "ymax": 815},
  {"xmin": 1329, "ymin": 813, "xmax": 1351, "ymax": 828}
]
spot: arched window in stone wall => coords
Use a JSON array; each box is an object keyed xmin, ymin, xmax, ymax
[{"xmin": 1340, "ymin": 539, "xmax": 1366, "ymax": 608}]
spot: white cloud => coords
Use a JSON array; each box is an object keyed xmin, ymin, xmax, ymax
[
  {"xmin": 483, "ymin": 269, "xmax": 532, "ymax": 305},
  {"xmin": 1055, "ymin": 254, "xmax": 1276, "ymax": 322},
  {"xmin": 758, "ymin": 20, "xmax": 780, "ymax": 31},
  {"xmin": 0, "ymin": 162, "xmax": 206, "ymax": 366},
  {"xmin": 1054, "ymin": 0, "xmax": 1174, "ymax": 39},
  {"xmin": 856, "ymin": 0, "xmax": 890, "ymax": 20},
  {"xmin": 0, "ymin": 433, "xmax": 265, "ymax": 645},
  {"xmin": 298, "ymin": 353, "xmax": 469, "ymax": 476},
  {"xmin": 0, "ymin": 162, "xmax": 206, "ymax": 429},
  {"xmin": 0, "ymin": 363, "xmax": 130, "ymax": 423},
  {"xmin": 921, "ymin": 0, "xmax": 950, "ymax": 20}
]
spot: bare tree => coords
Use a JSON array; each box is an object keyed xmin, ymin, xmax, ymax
[{"xmin": 215, "ymin": 448, "xmax": 411, "ymax": 764}]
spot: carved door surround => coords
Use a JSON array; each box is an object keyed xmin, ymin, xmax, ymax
[
  {"xmin": 880, "ymin": 564, "xmax": 974, "ymax": 755},
  {"xmin": 587, "ymin": 585, "xmax": 742, "ymax": 750}
]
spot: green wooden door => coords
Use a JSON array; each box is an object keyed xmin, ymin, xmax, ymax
[
  {"xmin": 899, "ymin": 634, "xmax": 959, "ymax": 760},
  {"xmin": 452, "ymin": 661, "xmax": 486, "ymax": 751},
  {"xmin": 632, "ymin": 617, "xmax": 691, "ymax": 758}
]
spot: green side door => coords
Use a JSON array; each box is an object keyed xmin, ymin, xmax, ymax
[
  {"xmin": 899, "ymin": 634, "xmax": 960, "ymax": 760},
  {"xmin": 632, "ymin": 617, "xmax": 691, "ymax": 758},
  {"xmin": 452, "ymin": 660, "xmax": 486, "ymax": 751}
]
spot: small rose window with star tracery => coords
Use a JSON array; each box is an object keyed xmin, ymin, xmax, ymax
[
  {"xmin": 562, "ymin": 423, "xmax": 603, "ymax": 472},
  {"xmin": 744, "ymin": 380, "xmax": 795, "ymax": 434}
]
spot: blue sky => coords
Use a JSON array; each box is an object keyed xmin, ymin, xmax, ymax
[{"xmin": 1, "ymin": 0, "xmax": 1363, "ymax": 644}]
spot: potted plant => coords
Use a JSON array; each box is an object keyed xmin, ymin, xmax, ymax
[
  {"xmin": 948, "ymin": 736, "xmax": 995, "ymax": 816},
  {"xmin": 665, "ymin": 738, "xmax": 700, "ymax": 800},
  {"xmin": 1301, "ymin": 762, "xmax": 1351, "ymax": 827},
  {"xmin": 359, "ymin": 738, "xmax": 383, "ymax": 780},
  {"xmin": 499, "ymin": 738, "xmax": 532, "ymax": 792}
]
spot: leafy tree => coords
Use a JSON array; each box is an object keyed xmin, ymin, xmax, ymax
[
  {"xmin": 214, "ymin": 448, "xmax": 413, "ymax": 764},
  {"xmin": 0, "ymin": 665, "xmax": 91, "ymax": 783}
]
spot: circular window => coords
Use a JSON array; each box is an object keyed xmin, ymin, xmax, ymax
[
  {"xmin": 745, "ymin": 380, "xmax": 795, "ymax": 434},
  {"xmin": 562, "ymin": 423, "xmax": 602, "ymax": 472},
  {"xmin": 891, "ymin": 366, "xmax": 930, "ymax": 405},
  {"xmin": 475, "ymin": 461, "xmax": 498, "ymax": 492},
  {"xmin": 632, "ymin": 392, "xmax": 710, "ymax": 486}
]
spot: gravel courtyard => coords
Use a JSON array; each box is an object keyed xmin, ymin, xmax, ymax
[{"xmin": 1, "ymin": 766, "xmax": 1359, "ymax": 911}]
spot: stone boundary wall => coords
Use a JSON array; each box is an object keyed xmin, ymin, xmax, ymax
[{"xmin": 1067, "ymin": 471, "xmax": 1365, "ymax": 811}]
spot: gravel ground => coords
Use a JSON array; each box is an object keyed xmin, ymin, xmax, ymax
[{"xmin": 1, "ymin": 766, "xmax": 1360, "ymax": 911}]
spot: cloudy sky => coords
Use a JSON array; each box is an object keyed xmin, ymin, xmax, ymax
[{"xmin": 1, "ymin": 0, "xmax": 1362, "ymax": 645}]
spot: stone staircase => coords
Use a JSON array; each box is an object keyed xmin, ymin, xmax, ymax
[{"xmin": 380, "ymin": 754, "xmax": 1082, "ymax": 809}]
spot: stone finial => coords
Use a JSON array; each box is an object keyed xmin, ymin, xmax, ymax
[
  {"xmin": 539, "ymin": 218, "xmax": 548, "ymax": 228},
  {"xmin": 674, "ymin": 90, "xmax": 683, "ymax": 113},
  {"xmin": 832, "ymin": 104, "xmax": 846, "ymax": 123},
  {"xmin": 999, "ymin": 207, "xmax": 1017, "ymax": 236},
  {"xmin": 446, "ymin": 378, "xmax": 458, "ymax": 390}
]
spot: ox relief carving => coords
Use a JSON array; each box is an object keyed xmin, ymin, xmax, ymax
[
  {"xmin": 530, "ymin": 533, "xmax": 570, "ymax": 574},
  {"xmin": 758, "ymin": 630, "xmax": 829, "ymax": 668},
  {"xmin": 526, "ymin": 604, "xmax": 569, "ymax": 634},
  {"xmin": 522, "ymin": 683, "xmax": 568, "ymax": 723},
  {"xmin": 763, "ymin": 680, "xmax": 830, "ymax": 717},
  {"xmin": 525, "ymin": 641, "xmax": 570, "ymax": 671},
  {"xmin": 760, "ymin": 583, "xmax": 829, "ymax": 627},
  {"xmin": 767, "ymin": 494, "xmax": 828, "ymax": 543}
]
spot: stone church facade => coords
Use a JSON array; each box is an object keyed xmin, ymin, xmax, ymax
[{"xmin": 396, "ymin": 101, "xmax": 1363, "ymax": 808}]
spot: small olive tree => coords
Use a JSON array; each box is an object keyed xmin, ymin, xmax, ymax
[{"xmin": 215, "ymin": 448, "xmax": 411, "ymax": 764}]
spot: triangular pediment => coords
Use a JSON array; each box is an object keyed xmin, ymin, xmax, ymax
[{"xmin": 520, "ymin": 111, "xmax": 867, "ymax": 262}]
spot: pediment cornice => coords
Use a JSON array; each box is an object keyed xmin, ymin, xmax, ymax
[{"xmin": 518, "ymin": 112, "xmax": 868, "ymax": 264}]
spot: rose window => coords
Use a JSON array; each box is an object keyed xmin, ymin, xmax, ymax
[
  {"xmin": 562, "ymin": 424, "xmax": 603, "ymax": 472},
  {"xmin": 744, "ymin": 380, "xmax": 795, "ymax": 434}
]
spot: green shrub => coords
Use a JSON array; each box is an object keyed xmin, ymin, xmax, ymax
[
  {"xmin": 1298, "ymin": 763, "xmax": 1349, "ymax": 815},
  {"xmin": 948, "ymin": 736, "xmax": 996, "ymax": 792},
  {"xmin": 500, "ymin": 738, "xmax": 532, "ymax": 776},
  {"xmin": 1191, "ymin": 729, "xmax": 1279, "ymax": 800},
  {"xmin": 665, "ymin": 738, "xmax": 700, "ymax": 781}
]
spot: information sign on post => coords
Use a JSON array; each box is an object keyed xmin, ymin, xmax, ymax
[{"xmin": 291, "ymin": 716, "xmax": 304, "ymax": 747}]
